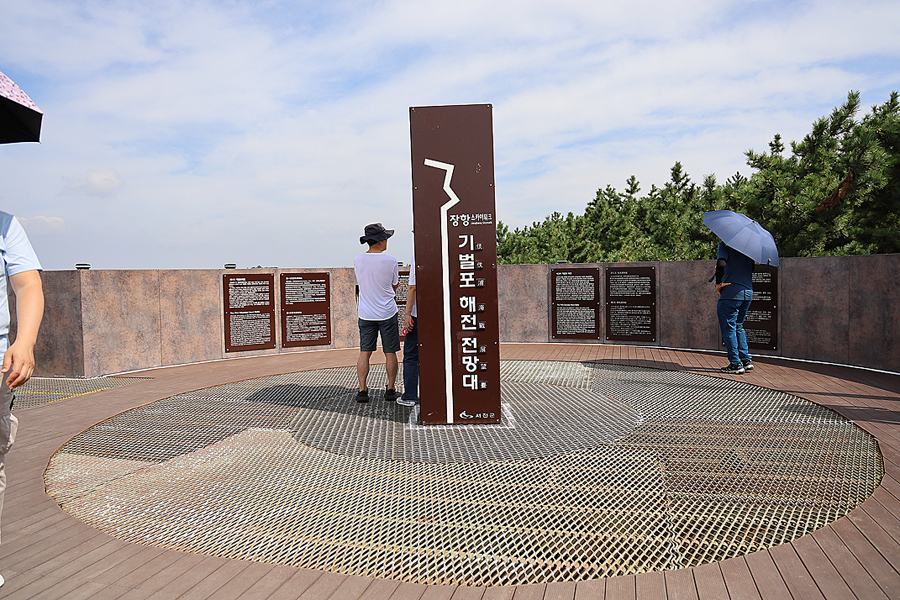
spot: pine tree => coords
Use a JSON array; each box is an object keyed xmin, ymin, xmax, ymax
[{"xmin": 496, "ymin": 91, "xmax": 900, "ymax": 264}]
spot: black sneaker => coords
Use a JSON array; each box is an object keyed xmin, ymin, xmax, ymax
[
  {"xmin": 721, "ymin": 363, "xmax": 745, "ymax": 375},
  {"xmin": 384, "ymin": 388, "xmax": 401, "ymax": 402},
  {"xmin": 742, "ymin": 361, "xmax": 754, "ymax": 371},
  {"xmin": 355, "ymin": 389, "xmax": 370, "ymax": 403}
]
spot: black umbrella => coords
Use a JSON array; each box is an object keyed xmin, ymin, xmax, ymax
[{"xmin": 0, "ymin": 70, "xmax": 43, "ymax": 144}]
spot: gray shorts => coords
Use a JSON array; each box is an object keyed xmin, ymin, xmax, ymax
[
  {"xmin": 1, "ymin": 378, "xmax": 18, "ymax": 543},
  {"xmin": 358, "ymin": 313, "xmax": 401, "ymax": 353}
]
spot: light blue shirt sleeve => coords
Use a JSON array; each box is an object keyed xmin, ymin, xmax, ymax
[
  {"xmin": 1, "ymin": 212, "xmax": 43, "ymax": 351},
  {"xmin": 1, "ymin": 212, "xmax": 43, "ymax": 277}
]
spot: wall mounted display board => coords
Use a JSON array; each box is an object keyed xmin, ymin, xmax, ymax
[
  {"xmin": 280, "ymin": 273, "xmax": 331, "ymax": 347},
  {"xmin": 223, "ymin": 273, "xmax": 276, "ymax": 352},
  {"xmin": 410, "ymin": 103, "xmax": 501, "ymax": 425},
  {"xmin": 605, "ymin": 266, "xmax": 657, "ymax": 342},
  {"xmin": 551, "ymin": 267, "xmax": 601, "ymax": 339},
  {"xmin": 745, "ymin": 266, "xmax": 778, "ymax": 350}
]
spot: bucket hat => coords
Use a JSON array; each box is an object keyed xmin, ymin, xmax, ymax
[{"xmin": 360, "ymin": 222, "xmax": 394, "ymax": 244}]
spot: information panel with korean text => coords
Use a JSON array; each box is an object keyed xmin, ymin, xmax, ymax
[
  {"xmin": 223, "ymin": 273, "xmax": 276, "ymax": 352},
  {"xmin": 605, "ymin": 266, "xmax": 657, "ymax": 343},
  {"xmin": 746, "ymin": 267, "xmax": 778, "ymax": 350},
  {"xmin": 551, "ymin": 268, "xmax": 601, "ymax": 339},
  {"xmin": 280, "ymin": 272, "xmax": 331, "ymax": 347}
]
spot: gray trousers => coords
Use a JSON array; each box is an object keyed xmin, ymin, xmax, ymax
[{"xmin": 0, "ymin": 379, "xmax": 18, "ymax": 545}]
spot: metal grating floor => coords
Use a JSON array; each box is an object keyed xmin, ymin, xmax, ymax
[
  {"xmin": 14, "ymin": 376, "xmax": 150, "ymax": 410},
  {"xmin": 43, "ymin": 361, "xmax": 882, "ymax": 586}
]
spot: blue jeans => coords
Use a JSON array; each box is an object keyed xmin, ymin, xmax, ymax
[
  {"xmin": 717, "ymin": 288, "xmax": 752, "ymax": 366},
  {"xmin": 401, "ymin": 316, "xmax": 419, "ymax": 401}
]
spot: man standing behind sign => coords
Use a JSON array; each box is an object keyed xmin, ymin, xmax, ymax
[
  {"xmin": 398, "ymin": 255, "xmax": 418, "ymax": 407},
  {"xmin": 354, "ymin": 223, "xmax": 402, "ymax": 403}
]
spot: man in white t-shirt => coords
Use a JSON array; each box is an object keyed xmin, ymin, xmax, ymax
[{"xmin": 354, "ymin": 223, "xmax": 401, "ymax": 403}]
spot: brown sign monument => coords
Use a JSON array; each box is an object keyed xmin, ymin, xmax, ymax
[{"xmin": 409, "ymin": 104, "xmax": 501, "ymax": 425}]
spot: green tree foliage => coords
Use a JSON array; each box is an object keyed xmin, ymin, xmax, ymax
[
  {"xmin": 496, "ymin": 211, "xmax": 583, "ymax": 264},
  {"xmin": 497, "ymin": 91, "xmax": 900, "ymax": 264}
]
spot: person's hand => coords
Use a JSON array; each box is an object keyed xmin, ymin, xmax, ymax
[
  {"xmin": 716, "ymin": 282, "xmax": 731, "ymax": 295},
  {"xmin": 2, "ymin": 340, "xmax": 35, "ymax": 389},
  {"xmin": 404, "ymin": 313, "xmax": 414, "ymax": 331}
]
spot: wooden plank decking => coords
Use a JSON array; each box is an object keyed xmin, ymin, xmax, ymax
[{"xmin": 2, "ymin": 344, "xmax": 899, "ymax": 599}]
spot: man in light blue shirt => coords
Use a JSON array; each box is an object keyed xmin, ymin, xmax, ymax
[{"xmin": 0, "ymin": 211, "xmax": 44, "ymax": 580}]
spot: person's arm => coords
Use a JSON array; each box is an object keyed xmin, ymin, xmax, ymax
[
  {"xmin": 714, "ymin": 257, "xmax": 730, "ymax": 295},
  {"xmin": 714, "ymin": 258, "xmax": 726, "ymax": 284},
  {"xmin": 404, "ymin": 285, "xmax": 416, "ymax": 331},
  {"xmin": 3, "ymin": 270, "xmax": 44, "ymax": 388},
  {"xmin": 715, "ymin": 242, "xmax": 728, "ymax": 290}
]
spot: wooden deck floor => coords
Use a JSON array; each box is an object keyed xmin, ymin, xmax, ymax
[{"xmin": 2, "ymin": 344, "xmax": 899, "ymax": 599}]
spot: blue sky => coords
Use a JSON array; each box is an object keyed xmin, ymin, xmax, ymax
[{"xmin": 2, "ymin": 0, "xmax": 898, "ymax": 270}]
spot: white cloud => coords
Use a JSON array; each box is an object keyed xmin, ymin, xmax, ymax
[
  {"xmin": 64, "ymin": 170, "xmax": 123, "ymax": 196},
  {"xmin": 0, "ymin": 0, "xmax": 898, "ymax": 269},
  {"xmin": 18, "ymin": 215, "xmax": 67, "ymax": 235}
]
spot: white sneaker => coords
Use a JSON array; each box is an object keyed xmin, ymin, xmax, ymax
[
  {"xmin": 720, "ymin": 363, "xmax": 745, "ymax": 375},
  {"xmin": 1, "ymin": 573, "xmax": 5, "ymax": 587},
  {"xmin": 396, "ymin": 397, "xmax": 416, "ymax": 407}
]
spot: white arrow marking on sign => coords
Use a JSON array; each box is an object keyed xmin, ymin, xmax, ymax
[{"xmin": 424, "ymin": 158, "xmax": 459, "ymax": 423}]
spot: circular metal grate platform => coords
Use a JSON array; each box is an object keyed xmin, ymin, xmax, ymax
[{"xmin": 44, "ymin": 361, "xmax": 882, "ymax": 586}]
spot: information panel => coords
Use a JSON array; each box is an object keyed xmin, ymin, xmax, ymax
[
  {"xmin": 605, "ymin": 266, "xmax": 657, "ymax": 342},
  {"xmin": 745, "ymin": 267, "xmax": 778, "ymax": 351},
  {"xmin": 551, "ymin": 268, "xmax": 600, "ymax": 339},
  {"xmin": 281, "ymin": 273, "xmax": 331, "ymax": 347},
  {"xmin": 224, "ymin": 273, "xmax": 276, "ymax": 352},
  {"xmin": 410, "ymin": 103, "xmax": 501, "ymax": 425}
]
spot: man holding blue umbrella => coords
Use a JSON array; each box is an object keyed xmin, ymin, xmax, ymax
[
  {"xmin": 703, "ymin": 210, "xmax": 780, "ymax": 375},
  {"xmin": 714, "ymin": 242, "xmax": 755, "ymax": 374}
]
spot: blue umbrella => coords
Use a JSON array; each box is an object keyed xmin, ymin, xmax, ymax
[{"xmin": 703, "ymin": 210, "xmax": 779, "ymax": 267}]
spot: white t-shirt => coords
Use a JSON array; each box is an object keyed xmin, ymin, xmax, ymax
[
  {"xmin": 354, "ymin": 252, "xmax": 399, "ymax": 321},
  {"xmin": 408, "ymin": 257, "xmax": 417, "ymax": 318}
]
